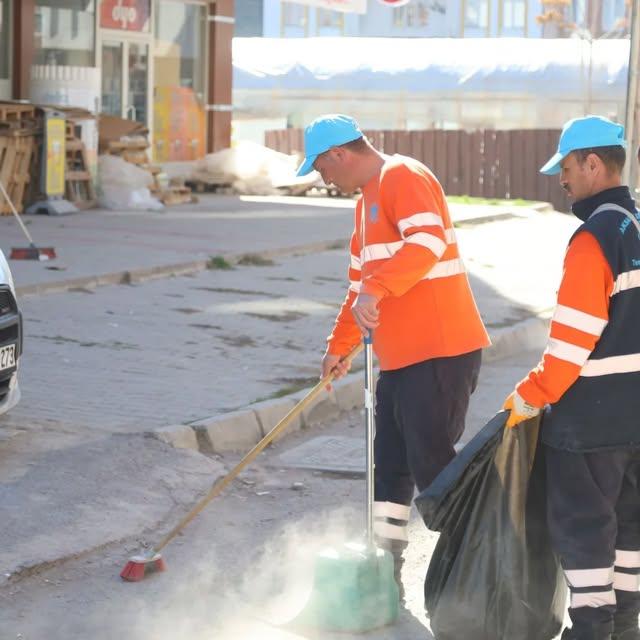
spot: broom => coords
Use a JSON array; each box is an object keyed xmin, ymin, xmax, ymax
[
  {"xmin": 0, "ymin": 181, "xmax": 57, "ymax": 260},
  {"xmin": 120, "ymin": 342, "xmax": 364, "ymax": 581}
]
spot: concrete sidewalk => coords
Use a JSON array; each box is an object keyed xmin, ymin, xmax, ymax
[
  {"xmin": 0, "ymin": 194, "xmax": 547, "ymax": 296},
  {"xmin": 1, "ymin": 195, "xmax": 355, "ymax": 296}
]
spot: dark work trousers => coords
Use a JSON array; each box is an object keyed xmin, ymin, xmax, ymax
[
  {"xmin": 372, "ymin": 350, "xmax": 481, "ymax": 558},
  {"xmin": 547, "ymin": 446, "xmax": 640, "ymax": 640}
]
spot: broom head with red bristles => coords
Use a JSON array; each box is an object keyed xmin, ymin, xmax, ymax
[
  {"xmin": 10, "ymin": 246, "xmax": 56, "ymax": 261},
  {"xmin": 120, "ymin": 552, "xmax": 166, "ymax": 582}
]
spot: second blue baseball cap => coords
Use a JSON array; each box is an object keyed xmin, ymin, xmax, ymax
[
  {"xmin": 540, "ymin": 115, "xmax": 626, "ymax": 175},
  {"xmin": 296, "ymin": 114, "xmax": 363, "ymax": 177}
]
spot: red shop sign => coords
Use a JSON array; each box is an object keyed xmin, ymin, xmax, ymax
[{"xmin": 100, "ymin": 0, "xmax": 150, "ymax": 31}]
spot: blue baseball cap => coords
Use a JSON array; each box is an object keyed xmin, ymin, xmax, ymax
[
  {"xmin": 296, "ymin": 114, "xmax": 363, "ymax": 177},
  {"xmin": 540, "ymin": 115, "xmax": 626, "ymax": 175}
]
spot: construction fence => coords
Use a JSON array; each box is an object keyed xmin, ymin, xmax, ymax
[{"xmin": 265, "ymin": 128, "xmax": 570, "ymax": 212}]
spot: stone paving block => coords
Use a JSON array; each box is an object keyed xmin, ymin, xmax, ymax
[
  {"xmin": 332, "ymin": 373, "xmax": 365, "ymax": 413},
  {"xmin": 151, "ymin": 424, "xmax": 199, "ymax": 450},
  {"xmin": 290, "ymin": 386, "xmax": 340, "ymax": 428},
  {"xmin": 251, "ymin": 398, "xmax": 301, "ymax": 441},
  {"xmin": 191, "ymin": 410, "xmax": 262, "ymax": 453}
]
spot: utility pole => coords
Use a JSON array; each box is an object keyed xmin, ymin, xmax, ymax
[{"xmin": 624, "ymin": 0, "xmax": 640, "ymax": 190}]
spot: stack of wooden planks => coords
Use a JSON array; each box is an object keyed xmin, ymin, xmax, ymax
[
  {"xmin": 0, "ymin": 103, "xmax": 40, "ymax": 215},
  {"xmin": 104, "ymin": 127, "xmax": 194, "ymax": 206}
]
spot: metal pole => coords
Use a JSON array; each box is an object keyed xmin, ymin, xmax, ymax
[
  {"xmin": 364, "ymin": 331, "xmax": 375, "ymax": 549},
  {"xmin": 587, "ymin": 34, "xmax": 593, "ymax": 114},
  {"xmin": 624, "ymin": 0, "xmax": 640, "ymax": 189}
]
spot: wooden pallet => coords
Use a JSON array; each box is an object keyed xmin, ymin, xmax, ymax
[
  {"xmin": 0, "ymin": 103, "xmax": 36, "ymax": 123},
  {"xmin": 186, "ymin": 178, "xmax": 232, "ymax": 193},
  {"xmin": 0, "ymin": 133, "xmax": 35, "ymax": 215},
  {"xmin": 65, "ymin": 137, "xmax": 96, "ymax": 210},
  {"xmin": 159, "ymin": 186, "xmax": 195, "ymax": 206}
]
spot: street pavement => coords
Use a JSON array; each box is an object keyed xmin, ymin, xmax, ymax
[
  {"xmin": 0, "ymin": 350, "xmax": 547, "ymax": 640},
  {"xmin": 0, "ymin": 195, "xmax": 579, "ymax": 638},
  {"xmin": 1, "ymin": 195, "xmax": 358, "ymax": 295}
]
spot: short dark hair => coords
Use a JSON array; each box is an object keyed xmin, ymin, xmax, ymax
[
  {"xmin": 574, "ymin": 145, "xmax": 626, "ymax": 174},
  {"xmin": 339, "ymin": 137, "xmax": 368, "ymax": 153}
]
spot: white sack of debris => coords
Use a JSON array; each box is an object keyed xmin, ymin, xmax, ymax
[
  {"xmin": 192, "ymin": 141, "xmax": 319, "ymax": 195},
  {"xmin": 97, "ymin": 155, "xmax": 164, "ymax": 211}
]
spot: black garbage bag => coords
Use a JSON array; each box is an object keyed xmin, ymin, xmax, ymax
[{"xmin": 415, "ymin": 411, "xmax": 566, "ymax": 640}]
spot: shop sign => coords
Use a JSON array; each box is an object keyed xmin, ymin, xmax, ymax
[
  {"xmin": 288, "ymin": 0, "xmax": 367, "ymax": 14},
  {"xmin": 100, "ymin": 0, "xmax": 150, "ymax": 31}
]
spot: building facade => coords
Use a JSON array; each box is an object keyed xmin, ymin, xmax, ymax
[
  {"xmin": 236, "ymin": 0, "xmax": 630, "ymax": 39},
  {"xmin": 1, "ymin": 0, "xmax": 234, "ymax": 158}
]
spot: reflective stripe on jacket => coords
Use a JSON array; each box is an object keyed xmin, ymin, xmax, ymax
[
  {"xmin": 327, "ymin": 154, "xmax": 489, "ymax": 371},
  {"xmin": 518, "ymin": 188, "xmax": 640, "ymax": 450}
]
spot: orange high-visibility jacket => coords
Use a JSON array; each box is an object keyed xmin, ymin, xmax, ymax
[
  {"xmin": 517, "ymin": 231, "xmax": 613, "ymax": 407},
  {"xmin": 327, "ymin": 155, "xmax": 490, "ymax": 371}
]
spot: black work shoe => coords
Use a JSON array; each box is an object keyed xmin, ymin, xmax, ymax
[{"xmin": 613, "ymin": 589, "xmax": 640, "ymax": 640}]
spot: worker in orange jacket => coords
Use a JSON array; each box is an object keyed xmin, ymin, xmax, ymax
[
  {"xmin": 296, "ymin": 114, "xmax": 490, "ymax": 599},
  {"xmin": 504, "ymin": 116, "xmax": 640, "ymax": 640}
]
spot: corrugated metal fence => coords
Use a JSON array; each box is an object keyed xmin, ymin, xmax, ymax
[{"xmin": 265, "ymin": 128, "xmax": 570, "ymax": 212}]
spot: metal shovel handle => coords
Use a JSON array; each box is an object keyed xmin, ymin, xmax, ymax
[{"xmin": 364, "ymin": 331, "xmax": 375, "ymax": 548}]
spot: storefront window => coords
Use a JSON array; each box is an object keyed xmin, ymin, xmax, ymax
[
  {"xmin": 316, "ymin": 9, "xmax": 344, "ymax": 36},
  {"xmin": 393, "ymin": 2, "xmax": 430, "ymax": 28},
  {"xmin": 34, "ymin": 0, "xmax": 96, "ymax": 67},
  {"xmin": 464, "ymin": 0, "xmax": 489, "ymax": 35},
  {"xmin": 155, "ymin": 1, "xmax": 205, "ymax": 96},
  {"xmin": 154, "ymin": 0, "xmax": 206, "ymax": 162},
  {"xmin": 0, "ymin": 0, "xmax": 10, "ymax": 82},
  {"xmin": 500, "ymin": 0, "xmax": 526, "ymax": 35},
  {"xmin": 281, "ymin": 2, "xmax": 308, "ymax": 37}
]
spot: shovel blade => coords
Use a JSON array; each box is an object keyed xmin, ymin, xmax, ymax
[{"xmin": 288, "ymin": 542, "xmax": 399, "ymax": 633}]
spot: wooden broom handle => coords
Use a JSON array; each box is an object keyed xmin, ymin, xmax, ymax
[{"xmin": 154, "ymin": 342, "xmax": 364, "ymax": 553}]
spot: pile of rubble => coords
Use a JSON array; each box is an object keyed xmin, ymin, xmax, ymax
[{"xmin": 188, "ymin": 141, "xmax": 320, "ymax": 196}]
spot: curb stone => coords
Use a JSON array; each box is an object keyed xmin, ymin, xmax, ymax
[
  {"xmin": 190, "ymin": 409, "xmax": 262, "ymax": 453},
  {"xmin": 252, "ymin": 397, "xmax": 301, "ymax": 442},
  {"xmin": 151, "ymin": 424, "xmax": 199, "ymax": 450},
  {"xmin": 15, "ymin": 239, "xmax": 348, "ymax": 298},
  {"xmin": 153, "ymin": 314, "xmax": 551, "ymax": 455},
  {"xmin": 332, "ymin": 374, "xmax": 365, "ymax": 412},
  {"xmin": 484, "ymin": 315, "xmax": 550, "ymax": 363},
  {"xmin": 531, "ymin": 201, "xmax": 555, "ymax": 213},
  {"xmin": 290, "ymin": 386, "xmax": 340, "ymax": 428}
]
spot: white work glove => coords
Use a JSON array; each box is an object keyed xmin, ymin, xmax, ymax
[{"xmin": 502, "ymin": 391, "xmax": 541, "ymax": 429}]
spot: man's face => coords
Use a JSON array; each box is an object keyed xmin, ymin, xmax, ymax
[
  {"xmin": 559, "ymin": 152, "xmax": 596, "ymax": 202},
  {"xmin": 313, "ymin": 148, "xmax": 357, "ymax": 193}
]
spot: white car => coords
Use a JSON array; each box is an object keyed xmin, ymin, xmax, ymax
[{"xmin": 0, "ymin": 250, "xmax": 21, "ymax": 414}]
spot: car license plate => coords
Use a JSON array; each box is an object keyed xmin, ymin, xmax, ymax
[{"xmin": 0, "ymin": 344, "xmax": 16, "ymax": 371}]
